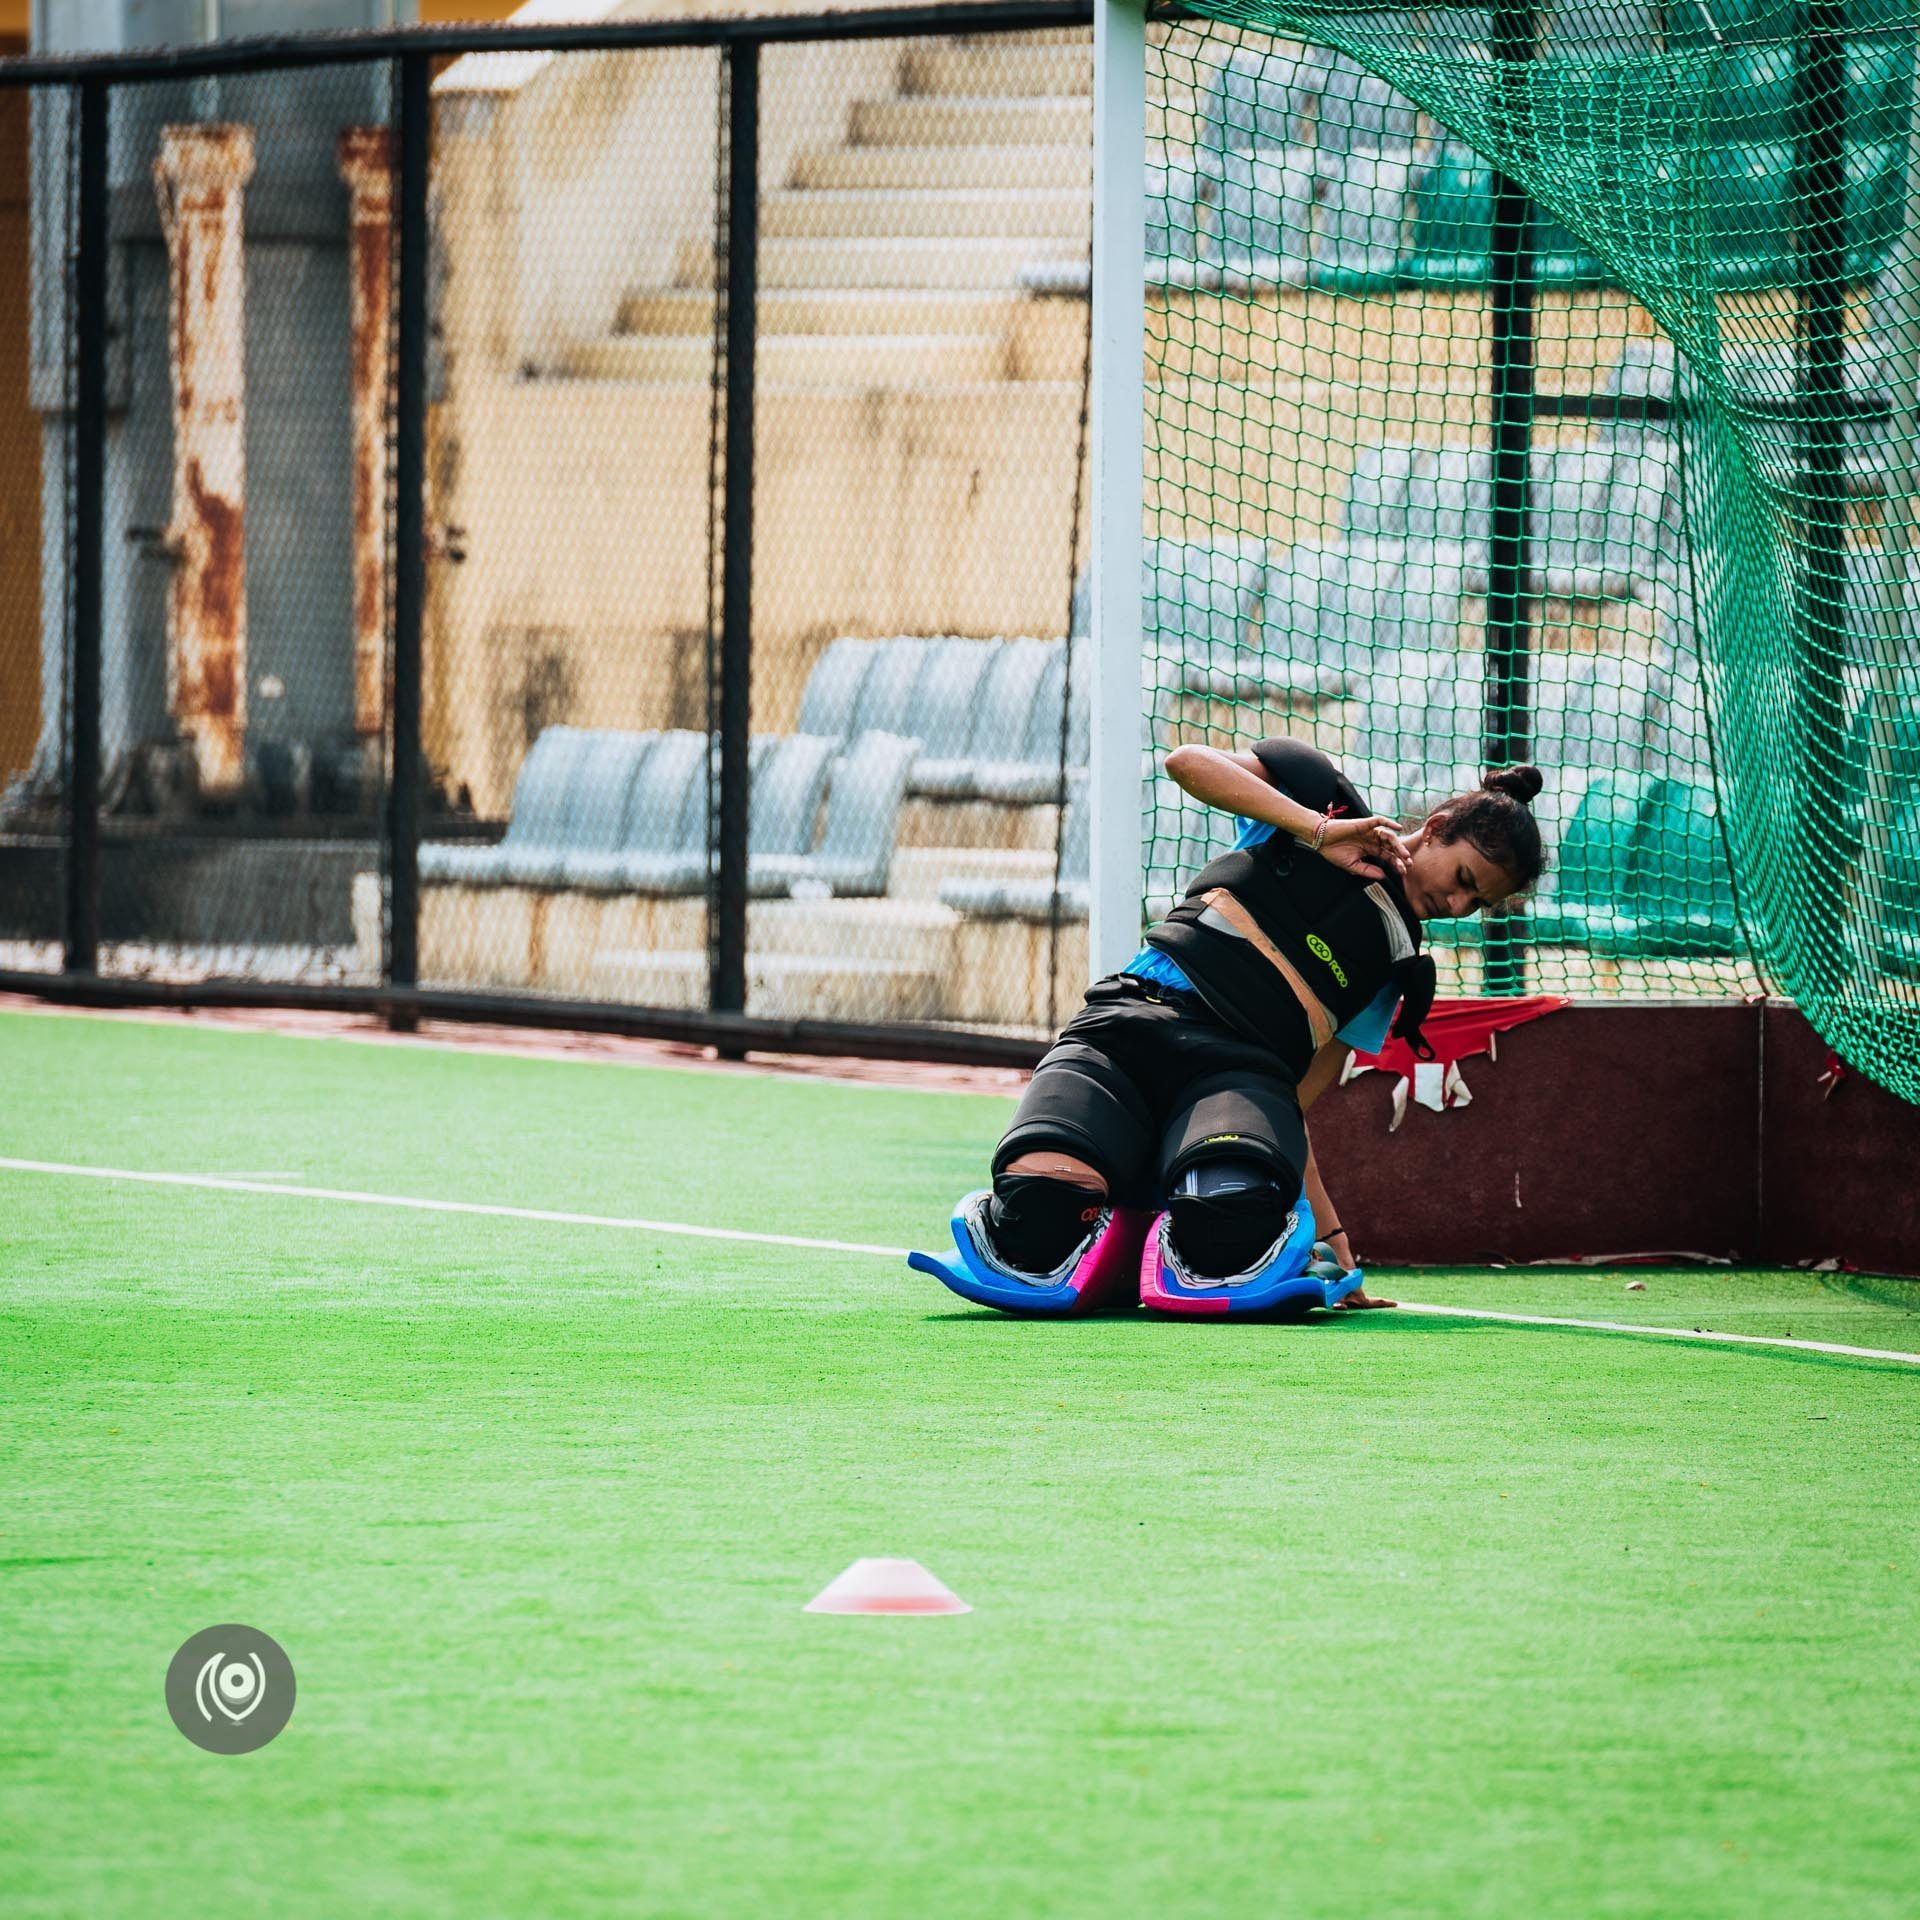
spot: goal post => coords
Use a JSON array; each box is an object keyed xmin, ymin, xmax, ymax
[{"xmin": 1089, "ymin": 0, "xmax": 1150, "ymax": 981}]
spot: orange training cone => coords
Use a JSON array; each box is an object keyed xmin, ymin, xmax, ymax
[{"xmin": 803, "ymin": 1557, "xmax": 971, "ymax": 1616}]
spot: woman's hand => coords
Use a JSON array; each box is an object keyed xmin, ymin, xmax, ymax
[
  {"xmin": 1322, "ymin": 1228, "xmax": 1398, "ymax": 1308},
  {"xmin": 1317, "ymin": 814, "xmax": 1412, "ymax": 881},
  {"xmin": 1335, "ymin": 1284, "xmax": 1399, "ymax": 1309}
]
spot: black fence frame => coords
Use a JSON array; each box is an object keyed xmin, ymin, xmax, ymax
[{"xmin": 0, "ymin": 1, "xmax": 1095, "ymax": 1068}]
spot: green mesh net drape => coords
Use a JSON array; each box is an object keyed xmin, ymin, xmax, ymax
[{"xmin": 1136, "ymin": 0, "xmax": 1920, "ymax": 1101}]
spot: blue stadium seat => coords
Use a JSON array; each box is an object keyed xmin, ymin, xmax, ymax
[
  {"xmin": 1644, "ymin": 139, "xmax": 1902, "ymax": 287},
  {"xmin": 1878, "ymin": 796, "xmax": 1920, "ymax": 977},
  {"xmin": 608, "ymin": 729, "xmax": 712, "ymax": 895},
  {"xmin": 1401, "ymin": 140, "xmax": 1607, "ymax": 288},
  {"xmin": 419, "ymin": 726, "xmax": 595, "ymax": 888},
  {"xmin": 939, "ymin": 774, "xmax": 1090, "ymax": 922},
  {"xmin": 904, "ymin": 639, "xmax": 999, "ymax": 795},
  {"xmin": 1702, "ymin": 40, "xmax": 1912, "ymax": 145},
  {"xmin": 548, "ymin": 731, "xmax": 661, "ymax": 890},
  {"xmin": 974, "ymin": 647, "xmax": 1074, "ymax": 805},
  {"xmin": 849, "ymin": 637, "xmax": 934, "ymax": 740},
  {"xmin": 798, "ymin": 637, "xmax": 880, "ymax": 741},
  {"xmin": 912, "ymin": 638, "xmax": 1060, "ymax": 803},
  {"xmin": 750, "ymin": 732, "xmax": 837, "ymax": 861},
  {"xmin": 1205, "ymin": 146, "xmax": 1318, "ymax": 283},
  {"xmin": 1243, "ymin": 542, "xmax": 1469, "ymax": 702},
  {"xmin": 749, "ymin": 730, "xmax": 922, "ymax": 899}
]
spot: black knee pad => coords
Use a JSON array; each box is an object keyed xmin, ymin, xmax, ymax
[
  {"xmin": 1167, "ymin": 1155, "xmax": 1294, "ymax": 1280},
  {"xmin": 986, "ymin": 1171, "xmax": 1106, "ymax": 1276}
]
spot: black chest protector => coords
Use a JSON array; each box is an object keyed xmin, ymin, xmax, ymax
[{"xmin": 1144, "ymin": 835, "xmax": 1436, "ymax": 1069}]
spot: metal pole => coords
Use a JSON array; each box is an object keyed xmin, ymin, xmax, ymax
[
  {"xmin": 712, "ymin": 42, "xmax": 758, "ymax": 1022},
  {"xmin": 1483, "ymin": 0, "xmax": 1537, "ymax": 996},
  {"xmin": 1792, "ymin": 1, "xmax": 1850, "ymax": 999},
  {"xmin": 1089, "ymin": 0, "xmax": 1147, "ymax": 982},
  {"xmin": 64, "ymin": 79, "xmax": 109, "ymax": 978},
  {"xmin": 386, "ymin": 51, "xmax": 430, "ymax": 1015}
]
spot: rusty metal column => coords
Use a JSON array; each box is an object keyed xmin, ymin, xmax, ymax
[
  {"xmin": 387, "ymin": 54, "xmax": 432, "ymax": 1011},
  {"xmin": 153, "ymin": 123, "xmax": 255, "ymax": 799},
  {"xmin": 337, "ymin": 126, "xmax": 394, "ymax": 746}
]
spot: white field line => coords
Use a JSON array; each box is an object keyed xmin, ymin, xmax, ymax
[
  {"xmin": 0, "ymin": 1156, "xmax": 905, "ymax": 1260},
  {"xmin": 1391, "ymin": 1302, "xmax": 1920, "ymax": 1367},
  {"xmin": 3, "ymin": 1154, "xmax": 1917, "ymax": 1369}
]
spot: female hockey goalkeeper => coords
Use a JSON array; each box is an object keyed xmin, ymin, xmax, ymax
[{"xmin": 933, "ymin": 737, "xmax": 1545, "ymax": 1312}]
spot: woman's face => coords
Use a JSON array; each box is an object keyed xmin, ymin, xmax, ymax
[{"xmin": 1403, "ymin": 824, "xmax": 1517, "ymax": 923}]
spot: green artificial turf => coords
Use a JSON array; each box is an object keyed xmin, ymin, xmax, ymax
[{"xmin": 1, "ymin": 1007, "xmax": 1917, "ymax": 1920}]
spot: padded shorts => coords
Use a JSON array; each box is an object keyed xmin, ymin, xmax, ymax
[{"xmin": 993, "ymin": 975, "xmax": 1310, "ymax": 1213}]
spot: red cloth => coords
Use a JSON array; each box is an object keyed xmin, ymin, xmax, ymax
[{"xmin": 1352, "ymin": 994, "xmax": 1569, "ymax": 1084}]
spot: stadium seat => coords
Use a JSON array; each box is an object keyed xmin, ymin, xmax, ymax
[
  {"xmin": 913, "ymin": 637, "xmax": 1061, "ymax": 802},
  {"xmin": 604, "ymin": 729, "xmax": 713, "ymax": 895},
  {"xmin": 797, "ymin": 637, "xmax": 880, "ymax": 742},
  {"xmin": 1838, "ymin": 670, "xmax": 1920, "ymax": 854},
  {"xmin": 749, "ymin": 730, "xmax": 922, "ymax": 898},
  {"xmin": 420, "ymin": 725, "xmax": 595, "ymax": 888},
  {"xmin": 1400, "ymin": 140, "xmax": 1607, "ymax": 287},
  {"xmin": 1309, "ymin": 50, "xmax": 1420, "ymax": 157},
  {"xmin": 1074, "ymin": 536, "xmax": 1267, "ymax": 656},
  {"xmin": 1702, "ymin": 40, "xmax": 1912, "ymax": 145},
  {"xmin": 1241, "ymin": 542, "xmax": 1469, "ymax": 701},
  {"xmin": 904, "ymin": 638, "xmax": 999, "ymax": 795},
  {"xmin": 849, "ymin": 636, "xmax": 935, "ymax": 739},
  {"xmin": 939, "ymin": 775, "xmax": 1090, "ymax": 922},
  {"xmin": 1603, "ymin": 332, "xmax": 1679, "ymax": 409},
  {"xmin": 749, "ymin": 732, "xmax": 837, "ymax": 861},
  {"xmin": 1725, "ymin": 336, "xmax": 1904, "ymax": 497},
  {"xmin": 1340, "ymin": 437, "xmax": 1681, "ymax": 599},
  {"xmin": 1612, "ymin": 778, "xmax": 1742, "ymax": 956},
  {"xmin": 1528, "ymin": 770, "xmax": 1649, "ymax": 946},
  {"xmin": 1142, "ymin": 766, "xmax": 1242, "ymax": 922},
  {"xmin": 1878, "ymin": 796, "xmax": 1920, "ymax": 977},
  {"xmin": 545, "ymin": 731, "xmax": 663, "ymax": 890},
  {"xmin": 1314, "ymin": 145, "xmax": 1418, "ymax": 282},
  {"xmin": 973, "ymin": 647, "xmax": 1078, "ymax": 805},
  {"xmin": 1205, "ymin": 146, "xmax": 1318, "ymax": 282},
  {"xmin": 1196, "ymin": 43, "xmax": 1321, "ymax": 157},
  {"xmin": 1143, "ymin": 535, "xmax": 1271, "ymax": 678},
  {"xmin": 1644, "ymin": 140, "xmax": 1902, "ymax": 287},
  {"xmin": 1147, "ymin": 159, "xmax": 1204, "ymax": 278}
]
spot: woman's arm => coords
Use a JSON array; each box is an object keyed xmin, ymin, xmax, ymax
[
  {"xmin": 1297, "ymin": 1039, "xmax": 1398, "ymax": 1307},
  {"xmin": 1163, "ymin": 743, "xmax": 1410, "ymax": 880}
]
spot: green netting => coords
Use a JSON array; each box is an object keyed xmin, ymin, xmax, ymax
[{"xmin": 1138, "ymin": 0, "xmax": 1920, "ymax": 1101}]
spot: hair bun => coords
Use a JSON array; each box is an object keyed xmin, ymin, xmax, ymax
[{"xmin": 1483, "ymin": 763, "xmax": 1543, "ymax": 807}]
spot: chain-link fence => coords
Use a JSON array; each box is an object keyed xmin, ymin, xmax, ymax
[{"xmin": 0, "ymin": 5, "xmax": 1095, "ymax": 1063}]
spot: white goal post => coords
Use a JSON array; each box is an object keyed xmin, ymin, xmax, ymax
[{"xmin": 1088, "ymin": 0, "xmax": 1150, "ymax": 980}]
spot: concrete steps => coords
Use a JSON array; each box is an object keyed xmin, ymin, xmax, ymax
[
  {"xmin": 761, "ymin": 186, "xmax": 1090, "ymax": 243},
  {"xmin": 617, "ymin": 287, "xmax": 1030, "ymax": 339},
  {"xmin": 677, "ymin": 234, "xmax": 1083, "ymax": 293},
  {"xmin": 902, "ymin": 42, "xmax": 1093, "ymax": 97},
  {"xmin": 597, "ymin": 36, "xmax": 1092, "ymax": 396},
  {"xmin": 849, "ymin": 95, "xmax": 1092, "ymax": 149},
  {"xmin": 564, "ymin": 330, "xmax": 1008, "ymax": 386},
  {"xmin": 791, "ymin": 141, "xmax": 1089, "ymax": 192}
]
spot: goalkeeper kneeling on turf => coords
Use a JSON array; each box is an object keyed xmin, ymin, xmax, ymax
[{"xmin": 914, "ymin": 736, "xmax": 1545, "ymax": 1315}]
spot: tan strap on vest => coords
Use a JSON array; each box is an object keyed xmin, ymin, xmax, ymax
[{"xmin": 1193, "ymin": 886, "xmax": 1338, "ymax": 1053}]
